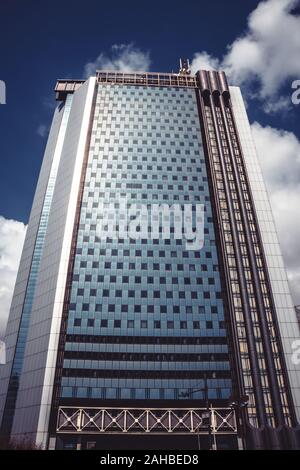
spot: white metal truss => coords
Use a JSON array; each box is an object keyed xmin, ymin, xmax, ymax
[{"xmin": 56, "ymin": 406, "xmax": 237, "ymax": 435}]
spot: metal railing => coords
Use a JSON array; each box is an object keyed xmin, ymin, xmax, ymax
[{"xmin": 96, "ymin": 71, "xmax": 197, "ymax": 88}]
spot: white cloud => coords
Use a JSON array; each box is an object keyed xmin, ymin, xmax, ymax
[
  {"xmin": 189, "ymin": 51, "xmax": 220, "ymax": 73},
  {"xmin": 191, "ymin": 0, "xmax": 300, "ymax": 112},
  {"xmin": 0, "ymin": 216, "xmax": 26, "ymax": 339},
  {"xmin": 84, "ymin": 43, "xmax": 151, "ymax": 78},
  {"xmin": 261, "ymin": 96, "xmax": 292, "ymax": 115},
  {"xmin": 36, "ymin": 124, "xmax": 49, "ymax": 138},
  {"xmin": 251, "ymin": 123, "xmax": 300, "ymax": 304}
]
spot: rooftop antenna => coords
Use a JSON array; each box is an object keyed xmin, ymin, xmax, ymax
[{"xmin": 179, "ymin": 58, "xmax": 191, "ymax": 75}]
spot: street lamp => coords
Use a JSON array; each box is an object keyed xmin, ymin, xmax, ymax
[
  {"xmin": 228, "ymin": 394, "xmax": 249, "ymax": 449},
  {"xmin": 179, "ymin": 373, "xmax": 213, "ymax": 450}
]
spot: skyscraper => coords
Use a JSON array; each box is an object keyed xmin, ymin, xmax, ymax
[{"xmin": 0, "ymin": 60, "xmax": 299, "ymax": 450}]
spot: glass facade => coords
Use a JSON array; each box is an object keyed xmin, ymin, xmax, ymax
[{"xmin": 60, "ymin": 84, "xmax": 232, "ymax": 403}]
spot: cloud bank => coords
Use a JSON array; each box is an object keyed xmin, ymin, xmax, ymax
[
  {"xmin": 0, "ymin": 216, "xmax": 26, "ymax": 339},
  {"xmin": 191, "ymin": 0, "xmax": 300, "ymax": 113},
  {"xmin": 251, "ymin": 123, "xmax": 300, "ymax": 304}
]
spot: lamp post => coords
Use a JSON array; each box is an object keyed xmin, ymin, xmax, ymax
[
  {"xmin": 228, "ymin": 394, "xmax": 249, "ymax": 450},
  {"xmin": 179, "ymin": 373, "xmax": 214, "ymax": 450}
]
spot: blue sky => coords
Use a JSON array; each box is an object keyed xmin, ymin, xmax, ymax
[
  {"xmin": 0, "ymin": 0, "xmax": 300, "ymax": 335},
  {"xmin": 0, "ymin": 0, "xmax": 298, "ymax": 222},
  {"xmin": 0, "ymin": 0, "xmax": 254, "ymax": 221}
]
